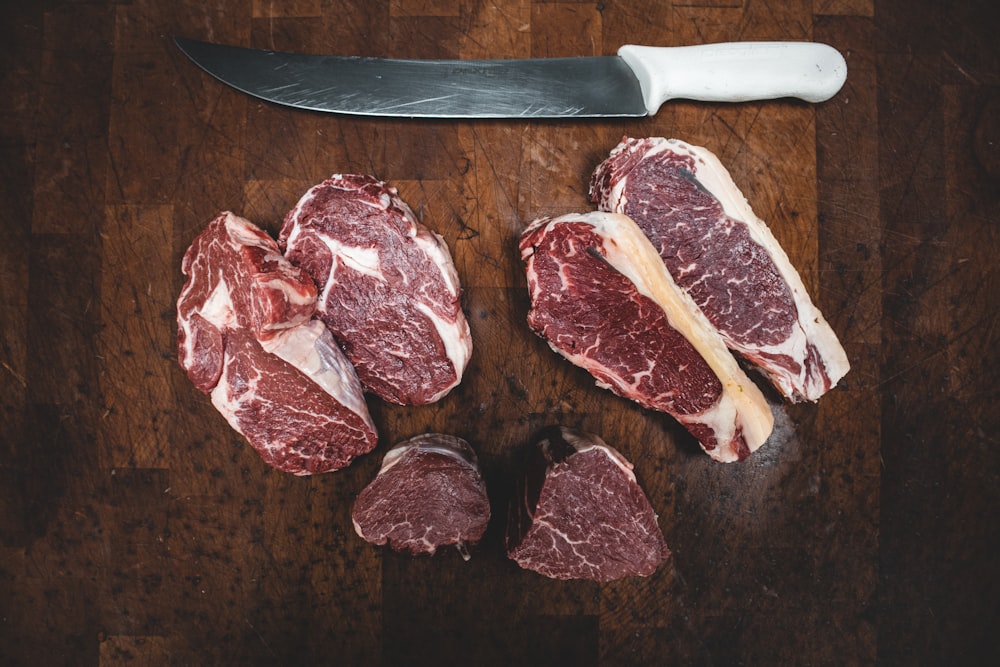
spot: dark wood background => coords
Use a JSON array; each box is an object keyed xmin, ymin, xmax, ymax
[{"xmin": 2, "ymin": 0, "xmax": 997, "ymax": 664}]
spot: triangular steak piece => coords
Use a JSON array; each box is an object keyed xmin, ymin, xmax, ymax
[{"xmin": 506, "ymin": 426, "xmax": 670, "ymax": 582}]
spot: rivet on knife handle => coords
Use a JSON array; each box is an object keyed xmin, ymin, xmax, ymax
[{"xmin": 618, "ymin": 42, "xmax": 848, "ymax": 114}]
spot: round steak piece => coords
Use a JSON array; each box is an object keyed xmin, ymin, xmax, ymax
[
  {"xmin": 352, "ymin": 434, "xmax": 490, "ymax": 558},
  {"xmin": 280, "ymin": 175, "xmax": 472, "ymax": 406}
]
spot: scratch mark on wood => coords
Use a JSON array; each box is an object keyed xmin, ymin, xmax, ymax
[{"xmin": 1, "ymin": 360, "xmax": 27, "ymax": 388}]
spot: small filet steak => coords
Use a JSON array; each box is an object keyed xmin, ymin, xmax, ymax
[
  {"xmin": 352, "ymin": 434, "xmax": 490, "ymax": 558},
  {"xmin": 506, "ymin": 426, "xmax": 670, "ymax": 582}
]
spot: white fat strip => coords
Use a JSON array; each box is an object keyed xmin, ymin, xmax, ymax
[
  {"xmin": 177, "ymin": 317, "xmax": 197, "ymax": 365},
  {"xmin": 378, "ymin": 434, "xmax": 476, "ymax": 473},
  {"xmin": 416, "ymin": 444, "xmax": 475, "ymax": 464},
  {"xmin": 199, "ymin": 273, "xmax": 237, "ymax": 328},
  {"xmin": 209, "ymin": 356, "xmax": 258, "ymax": 436},
  {"xmin": 411, "ymin": 228, "xmax": 462, "ymax": 297},
  {"xmin": 261, "ymin": 321, "xmax": 374, "ymax": 430},
  {"xmin": 676, "ymin": 398, "xmax": 740, "ymax": 462},
  {"xmin": 177, "ymin": 267, "xmax": 232, "ymax": 367},
  {"xmin": 223, "ymin": 213, "xmax": 271, "ymax": 248},
  {"xmin": 259, "ymin": 277, "xmax": 315, "ymax": 307},
  {"xmin": 351, "ymin": 516, "xmax": 366, "ymax": 539},
  {"xmin": 376, "ymin": 443, "xmax": 412, "ymax": 473},
  {"xmin": 413, "ymin": 300, "xmax": 471, "ymax": 388},
  {"xmin": 283, "ymin": 189, "xmax": 318, "ymax": 241},
  {"xmin": 554, "ymin": 433, "xmax": 637, "ymax": 483},
  {"xmin": 315, "ymin": 234, "xmax": 384, "ymax": 282}
]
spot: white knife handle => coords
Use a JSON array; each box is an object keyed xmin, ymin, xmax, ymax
[{"xmin": 618, "ymin": 42, "xmax": 847, "ymax": 115}]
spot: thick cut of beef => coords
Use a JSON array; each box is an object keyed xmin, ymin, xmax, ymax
[
  {"xmin": 177, "ymin": 211, "xmax": 318, "ymax": 392},
  {"xmin": 177, "ymin": 212, "xmax": 377, "ymax": 475},
  {"xmin": 520, "ymin": 212, "xmax": 773, "ymax": 462},
  {"xmin": 506, "ymin": 426, "xmax": 670, "ymax": 582},
  {"xmin": 279, "ymin": 174, "xmax": 472, "ymax": 406},
  {"xmin": 352, "ymin": 434, "xmax": 490, "ymax": 558},
  {"xmin": 211, "ymin": 322, "xmax": 379, "ymax": 474},
  {"xmin": 590, "ymin": 137, "xmax": 849, "ymax": 402}
]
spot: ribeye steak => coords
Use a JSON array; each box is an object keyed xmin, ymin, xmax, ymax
[
  {"xmin": 177, "ymin": 211, "xmax": 377, "ymax": 475},
  {"xmin": 280, "ymin": 174, "xmax": 472, "ymax": 406},
  {"xmin": 590, "ymin": 137, "xmax": 850, "ymax": 402}
]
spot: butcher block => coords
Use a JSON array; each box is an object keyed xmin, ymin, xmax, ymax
[{"xmin": 1, "ymin": 1, "xmax": 997, "ymax": 665}]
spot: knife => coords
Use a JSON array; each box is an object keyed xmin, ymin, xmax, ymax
[{"xmin": 174, "ymin": 38, "xmax": 847, "ymax": 119}]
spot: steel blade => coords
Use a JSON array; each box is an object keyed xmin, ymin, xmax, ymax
[{"xmin": 175, "ymin": 38, "xmax": 648, "ymax": 119}]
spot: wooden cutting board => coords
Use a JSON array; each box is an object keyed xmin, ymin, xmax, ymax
[{"xmin": 2, "ymin": 0, "xmax": 997, "ymax": 664}]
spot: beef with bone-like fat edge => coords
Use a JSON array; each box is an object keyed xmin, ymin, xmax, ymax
[
  {"xmin": 590, "ymin": 137, "xmax": 850, "ymax": 402},
  {"xmin": 519, "ymin": 211, "xmax": 773, "ymax": 463}
]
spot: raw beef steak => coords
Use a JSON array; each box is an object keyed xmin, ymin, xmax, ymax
[
  {"xmin": 590, "ymin": 137, "xmax": 850, "ymax": 402},
  {"xmin": 177, "ymin": 211, "xmax": 318, "ymax": 392},
  {"xmin": 177, "ymin": 212, "xmax": 377, "ymax": 475},
  {"xmin": 506, "ymin": 426, "xmax": 670, "ymax": 582},
  {"xmin": 211, "ymin": 323, "xmax": 379, "ymax": 474},
  {"xmin": 520, "ymin": 212, "xmax": 773, "ymax": 462},
  {"xmin": 279, "ymin": 174, "xmax": 472, "ymax": 406},
  {"xmin": 352, "ymin": 434, "xmax": 490, "ymax": 558}
]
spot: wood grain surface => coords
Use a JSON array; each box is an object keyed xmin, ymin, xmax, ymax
[{"xmin": 1, "ymin": 0, "xmax": 997, "ymax": 664}]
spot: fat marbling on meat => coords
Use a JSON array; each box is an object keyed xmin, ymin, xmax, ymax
[
  {"xmin": 352, "ymin": 433, "xmax": 490, "ymax": 558},
  {"xmin": 280, "ymin": 174, "xmax": 472, "ymax": 406},
  {"xmin": 506, "ymin": 426, "xmax": 670, "ymax": 582},
  {"xmin": 519, "ymin": 211, "xmax": 773, "ymax": 462},
  {"xmin": 590, "ymin": 137, "xmax": 850, "ymax": 402},
  {"xmin": 176, "ymin": 211, "xmax": 377, "ymax": 475}
]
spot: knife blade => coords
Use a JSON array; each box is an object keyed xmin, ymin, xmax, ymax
[{"xmin": 174, "ymin": 38, "xmax": 847, "ymax": 119}]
